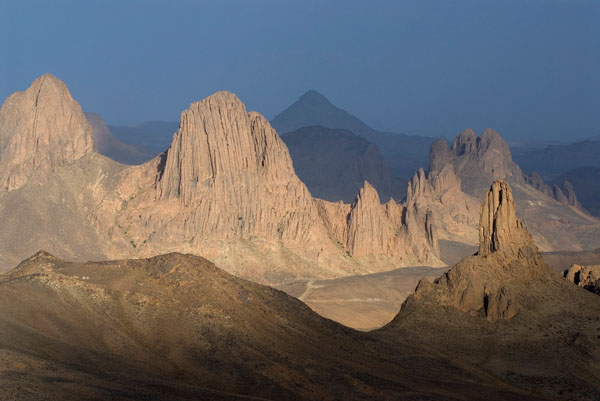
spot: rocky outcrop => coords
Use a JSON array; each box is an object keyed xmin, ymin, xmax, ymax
[
  {"xmin": 564, "ymin": 264, "xmax": 600, "ymax": 295},
  {"xmin": 315, "ymin": 180, "xmax": 442, "ymax": 267},
  {"xmin": 478, "ymin": 181, "xmax": 533, "ymax": 257},
  {"xmin": 429, "ymin": 129, "xmax": 524, "ymax": 196},
  {"xmin": 85, "ymin": 112, "xmax": 155, "ymax": 165},
  {"xmin": 524, "ymin": 172, "xmax": 583, "ymax": 209},
  {"xmin": 404, "ymin": 180, "xmax": 549, "ymax": 322},
  {"xmin": 403, "ymin": 165, "xmax": 481, "ymax": 245},
  {"xmin": 0, "ymin": 74, "xmax": 94, "ymax": 191},
  {"xmin": 113, "ymin": 91, "xmax": 443, "ymax": 281}
]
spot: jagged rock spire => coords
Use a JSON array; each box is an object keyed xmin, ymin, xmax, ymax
[
  {"xmin": 0, "ymin": 74, "xmax": 94, "ymax": 191},
  {"xmin": 478, "ymin": 180, "xmax": 533, "ymax": 256}
]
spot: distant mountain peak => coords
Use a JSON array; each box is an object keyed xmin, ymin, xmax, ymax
[
  {"xmin": 296, "ymin": 89, "xmax": 334, "ymax": 107},
  {"xmin": 0, "ymin": 73, "xmax": 94, "ymax": 191}
]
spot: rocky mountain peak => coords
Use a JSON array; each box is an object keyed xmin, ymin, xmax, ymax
[
  {"xmin": 428, "ymin": 129, "xmax": 523, "ymax": 196},
  {"xmin": 0, "ymin": 73, "xmax": 94, "ymax": 191},
  {"xmin": 478, "ymin": 180, "xmax": 533, "ymax": 256},
  {"xmin": 452, "ymin": 128, "xmax": 477, "ymax": 156},
  {"xmin": 157, "ymin": 91, "xmax": 296, "ymax": 205},
  {"xmin": 296, "ymin": 90, "xmax": 333, "ymax": 108}
]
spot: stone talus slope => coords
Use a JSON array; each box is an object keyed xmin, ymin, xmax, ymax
[
  {"xmin": 0, "ymin": 74, "xmax": 94, "ymax": 191},
  {"xmin": 405, "ymin": 180, "xmax": 548, "ymax": 322},
  {"xmin": 0, "ymin": 251, "xmax": 544, "ymax": 401}
]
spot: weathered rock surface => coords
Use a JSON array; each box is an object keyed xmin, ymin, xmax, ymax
[
  {"xmin": 424, "ymin": 129, "xmax": 600, "ymax": 253},
  {"xmin": 0, "ymin": 76, "xmax": 443, "ymax": 282},
  {"xmin": 564, "ymin": 263, "xmax": 600, "ymax": 295},
  {"xmin": 429, "ymin": 129, "xmax": 524, "ymax": 196},
  {"xmin": 85, "ymin": 112, "xmax": 155, "ymax": 165},
  {"xmin": 404, "ymin": 181, "xmax": 548, "ymax": 322},
  {"xmin": 0, "ymin": 74, "xmax": 94, "ymax": 191},
  {"xmin": 281, "ymin": 126, "xmax": 403, "ymax": 202},
  {"xmin": 404, "ymin": 165, "xmax": 481, "ymax": 245},
  {"xmin": 379, "ymin": 180, "xmax": 600, "ymax": 400}
]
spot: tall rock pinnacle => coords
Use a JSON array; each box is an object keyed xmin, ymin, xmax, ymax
[
  {"xmin": 0, "ymin": 74, "xmax": 94, "ymax": 191},
  {"xmin": 478, "ymin": 180, "xmax": 533, "ymax": 256},
  {"xmin": 403, "ymin": 180, "xmax": 548, "ymax": 322}
]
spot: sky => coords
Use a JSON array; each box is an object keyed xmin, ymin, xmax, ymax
[{"xmin": 1, "ymin": 0, "xmax": 598, "ymax": 142}]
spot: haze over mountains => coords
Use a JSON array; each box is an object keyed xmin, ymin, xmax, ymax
[
  {"xmin": 281, "ymin": 126, "xmax": 403, "ymax": 202},
  {"xmin": 271, "ymin": 90, "xmax": 435, "ymax": 185}
]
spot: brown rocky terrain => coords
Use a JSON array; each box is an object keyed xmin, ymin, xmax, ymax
[
  {"xmin": 0, "ymin": 251, "xmax": 546, "ymax": 401},
  {"xmin": 565, "ymin": 263, "xmax": 600, "ymax": 295},
  {"xmin": 419, "ymin": 129, "xmax": 600, "ymax": 252},
  {"xmin": 85, "ymin": 112, "xmax": 155, "ymax": 165},
  {"xmin": 379, "ymin": 180, "xmax": 600, "ymax": 400},
  {"xmin": 279, "ymin": 266, "xmax": 448, "ymax": 331},
  {"xmin": 281, "ymin": 125, "xmax": 403, "ymax": 202},
  {"xmin": 2, "ymin": 181, "xmax": 598, "ymax": 400},
  {"xmin": 0, "ymin": 74, "xmax": 94, "ymax": 191},
  {"xmin": 0, "ymin": 75, "xmax": 442, "ymax": 283}
]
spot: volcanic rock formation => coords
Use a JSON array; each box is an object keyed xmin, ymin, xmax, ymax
[
  {"xmin": 429, "ymin": 129, "xmax": 524, "ymax": 196},
  {"xmin": 381, "ymin": 181, "xmax": 600, "ymax": 399},
  {"xmin": 422, "ymin": 129, "xmax": 600, "ymax": 253},
  {"xmin": 0, "ymin": 75, "xmax": 443, "ymax": 281},
  {"xmin": 0, "ymin": 74, "xmax": 94, "ymax": 191},
  {"xmin": 405, "ymin": 181, "xmax": 548, "ymax": 322}
]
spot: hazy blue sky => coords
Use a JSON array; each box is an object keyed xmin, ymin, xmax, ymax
[{"xmin": 1, "ymin": 0, "xmax": 598, "ymax": 141}]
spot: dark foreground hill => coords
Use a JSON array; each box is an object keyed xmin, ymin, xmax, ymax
[{"xmin": 0, "ymin": 250, "xmax": 560, "ymax": 401}]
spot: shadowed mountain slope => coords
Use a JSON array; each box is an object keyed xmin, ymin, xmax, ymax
[
  {"xmin": 109, "ymin": 120, "xmax": 179, "ymax": 154},
  {"xmin": 512, "ymin": 139, "xmax": 600, "ymax": 180},
  {"xmin": 85, "ymin": 112, "xmax": 155, "ymax": 165},
  {"xmin": 271, "ymin": 90, "xmax": 434, "ymax": 183},
  {"xmin": 281, "ymin": 126, "xmax": 403, "ymax": 202},
  {"xmin": 552, "ymin": 166, "xmax": 600, "ymax": 217},
  {"xmin": 0, "ymin": 251, "xmax": 545, "ymax": 401}
]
